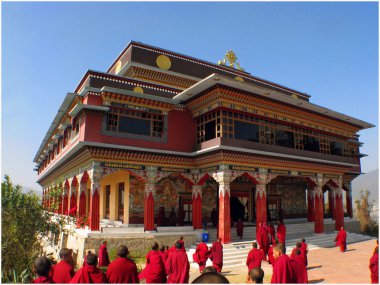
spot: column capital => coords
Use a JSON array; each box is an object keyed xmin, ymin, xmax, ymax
[
  {"xmin": 192, "ymin": 185, "xmax": 202, "ymax": 199},
  {"xmin": 213, "ymin": 170, "xmax": 232, "ymax": 184},
  {"xmin": 255, "ymin": 172, "xmax": 277, "ymax": 185}
]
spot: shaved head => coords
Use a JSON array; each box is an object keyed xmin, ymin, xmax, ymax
[{"xmin": 192, "ymin": 272, "xmax": 230, "ymax": 283}]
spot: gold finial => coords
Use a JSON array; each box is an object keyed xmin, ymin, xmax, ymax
[{"xmin": 218, "ymin": 50, "xmax": 245, "ymax": 71}]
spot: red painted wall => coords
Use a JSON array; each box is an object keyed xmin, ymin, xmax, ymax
[{"xmin": 83, "ymin": 108, "xmax": 196, "ymax": 152}]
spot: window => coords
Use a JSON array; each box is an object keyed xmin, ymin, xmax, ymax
[
  {"xmin": 330, "ymin": 142, "xmax": 343, "ymax": 156},
  {"xmin": 304, "ymin": 135, "xmax": 320, "ymax": 152},
  {"xmin": 106, "ymin": 108, "xmax": 164, "ymax": 137},
  {"xmin": 275, "ymin": 130, "xmax": 295, "ymax": 148},
  {"xmin": 234, "ymin": 120, "xmax": 259, "ymax": 142},
  {"xmin": 205, "ymin": 121, "xmax": 216, "ymax": 141},
  {"xmin": 72, "ymin": 118, "xmax": 80, "ymax": 137}
]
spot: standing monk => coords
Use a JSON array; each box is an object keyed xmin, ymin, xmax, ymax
[
  {"xmin": 335, "ymin": 226, "xmax": 347, "ymax": 253},
  {"xmin": 268, "ymin": 241, "xmax": 278, "ymax": 267},
  {"xmin": 159, "ymin": 245, "xmax": 168, "ymax": 264},
  {"xmin": 246, "ymin": 241, "xmax": 263, "ymax": 271},
  {"xmin": 144, "ymin": 242, "xmax": 166, "ymax": 284},
  {"xmin": 268, "ymin": 223, "xmax": 276, "ymax": 244},
  {"xmin": 277, "ymin": 220, "xmax": 287, "ymax": 245},
  {"xmin": 210, "ymin": 238, "xmax": 223, "ymax": 272},
  {"xmin": 369, "ymin": 245, "xmax": 379, "ymax": 284},
  {"xmin": 236, "ymin": 219, "xmax": 244, "ymax": 240},
  {"xmin": 257, "ymin": 223, "xmax": 270, "ymax": 261},
  {"xmin": 70, "ymin": 253, "xmax": 108, "ymax": 283},
  {"xmin": 165, "ymin": 241, "xmax": 190, "ymax": 283},
  {"xmin": 300, "ymin": 238, "xmax": 308, "ymax": 266},
  {"xmin": 290, "ymin": 249, "xmax": 308, "ymax": 284},
  {"xmin": 98, "ymin": 240, "xmax": 110, "ymax": 267},
  {"xmin": 290, "ymin": 242, "xmax": 303, "ymax": 262},
  {"xmin": 51, "ymin": 248, "xmax": 75, "ymax": 283},
  {"xmin": 271, "ymin": 243, "xmax": 296, "ymax": 284},
  {"xmin": 33, "ymin": 257, "xmax": 53, "ymax": 283},
  {"xmin": 106, "ymin": 245, "xmax": 139, "ymax": 283},
  {"xmin": 178, "ymin": 236, "xmax": 186, "ymax": 252},
  {"xmin": 194, "ymin": 239, "xmax": 209, "ymax": 272}
]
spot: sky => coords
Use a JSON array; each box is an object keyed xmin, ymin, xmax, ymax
[{"xmin": 2, "ymin": 2, "xmax": 378, "ymax": 191}]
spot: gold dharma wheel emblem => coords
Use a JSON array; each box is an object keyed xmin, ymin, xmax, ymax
[
  {"xmin": 156, "ymin": 55, "xmax": 171, "ymax": 70},
  {"xmin": 133, "ymin": 86, "xmax": 144, "ymax": 94},
  {"xmin": 235, "ymin": 76, "xmax": 244, "ymax": 82}
]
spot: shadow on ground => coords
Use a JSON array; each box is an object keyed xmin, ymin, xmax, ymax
[
  {"xmin": 308, "ymin": 278, "xmax": 325, "ymax": 283},
  {"xmin": 307, "ymin": 265, "xmax": 322, "ymax": 270}
]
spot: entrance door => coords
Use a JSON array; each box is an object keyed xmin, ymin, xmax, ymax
[
  {"xmin": 105, "ymin": 185, "xmax": 110, "ymax": 219},
  {"xmin": 183, "ymin": 202, "xmax": 192, "ymax": 223},
  {"xmin": 267, "ymin": 197, "xmax": 281, "ymax": 221},
  {"xmin": 118, "ymin": 182, "xmax": 124, "ymax": 222}
]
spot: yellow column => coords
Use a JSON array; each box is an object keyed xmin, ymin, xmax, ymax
[
  {"xmin": 110, "ymin": 182, "xmax": 117, "ymax": 221},
  {"xmin": 99, "ymin": 183, "xmax": 105, "ymax": 219}
]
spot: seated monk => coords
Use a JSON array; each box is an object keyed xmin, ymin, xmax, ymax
[
  {"xmin": 33, "ymin": 257, "xmax": 53, "ymax": 283},
  {"xmin": 191, "ymin": 272, "xmax": 229, "ymax": 284},
  {"xmin": 70, "ymin": 253, "xmax": 107, "ymax": 283}
]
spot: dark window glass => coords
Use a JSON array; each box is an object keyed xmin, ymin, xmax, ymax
[
  {"xmin": 118, "ymin": 183, "xmax": 124, "ymax": 222},
  {"xmin": 234, "ymin": 121, "xmax": 259, "ymax": 142},
  {"xmin": 275, "ymin": 130, "xmax": 295, "ymax": 148},
  {"xmin": 304, "ymin": 135, "xmax": 320, "ymax": 152},
  {"xmin": 118, "ymin": 116, "xmax": 150, "ymax": 136},
  {"xmin": 330, "ymin": 142, "xmax": 343, "ymax": 156},
  {"xmin": 105, "ymin": 185, "xmax": 110, "ymax": 219},
  {"xmin": 205, "ymin": 120, "xmax": 216, "ymax": 141}
]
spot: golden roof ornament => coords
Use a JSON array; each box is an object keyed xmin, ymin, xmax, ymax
[{"xmin": 218, "ymin": 50, "xmax": 245, "ymax": 71}]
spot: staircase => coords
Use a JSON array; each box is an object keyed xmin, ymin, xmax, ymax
[{"xmin": 188, "ymin": 222, "xmax": 375, "ymax": 269}]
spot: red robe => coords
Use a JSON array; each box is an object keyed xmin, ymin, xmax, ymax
[
  {"xmin": 179, "ymin": 240, "xmax": 186, "ymax": 252},
  {"xmin": 301, "ymin": 242, "xmax": 308, "ymax": 266},
  {"xmin": 257, "ymin": 225, "xmax": 270, "ymax": 260},
  {"xmin": 70, "ymin": 264, "xmax": 108, "ymax": 283},
  {"xmin": 33, "ymin": 276, "xmax": 52, "ymax": 283},
  {"xmin": 51, "ymin": 260, "xmax": 75, "ymax": 283},
  {"xmin": 106, "ymin": 257, "xmax": 139, "ymax": 283},
  {"xmin": 290, "ymin": 248, "xmax": 305, "ymax": 265},
  {"xmin": 236, "ymin": 221, "xmax": 244, "ymax": 239},
  {"xmin": 210, "ymin": 241, "xmax": 223, "ymax": 272},
  {"xmin": 268, "ymin": 245, "xmax": 276, "ymax": 267},
  {"xmin": 335, "ymin": 229, "xmax": 347, "ymax": 252},
  {"xmin": 246, "ymin": 248, "xmax": 263, "ymax": 270},
  {"xmin": 194, "ymin": 242, "xmax": 209, "ymax": 272},
  {"xmin": 290, "ymin": 254, "xmax": 308, "ymax": 283},
  {"xmin": 268, "ymin": 224, "xmax": 276, "ymax": 244},
  {"xmin": 159, "ymin": 251, "xmax": 168, "ymax": 264},
  {"xmin": 165, "ymin": 249, "xmax": 190, "ymax": 284},
  {"xmin": 98, "ymin": 244, "xmax": 110, "ymax": 267},
  {"xmin": 369, "ymin": 251, "xmax": 379, "ymax": 284},
  {"xmin": 277, "ymin": 222, "xmax": 287, "ymax": 244},
  {"xmin": 145, "ymin": 250, "xmax": 165, "ymax": 284},
  {"xmin": 271, "ymin": 254, "xmax": 296, "ymax": 284}
]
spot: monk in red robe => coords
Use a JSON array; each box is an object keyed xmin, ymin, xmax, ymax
[
  {"xmin": 210, "ymin": 238, "xmax": 223, "ymax": 272},
  {"xmin": 51, "ymin": 248, "xmax": 75, "ymax": 283},
  {"xmin": 144, "ymin": 242, "xmax": 166, "ymax": 284},
  {"xmin": 257, "ymin": 223, "xmax": 270, "ymax": 261},
  {"xmin": 268, "ymin": 241, "xmax": 277, "ymax": 267},
  {"xmin": 236, "ymin": 219, "xmax": 244, "ymax": 240},
  {"xmin": 271, "ymin": 243, "xmax": 296, "ymax": 283},
  {"xmin": 369, "ymin": 245, "xmax": 379, "ymax": 284},
  {"xmin": 70, "ymin": 253, "xmax": 108, "ymax": 283},
  {"xmin": 194, "ymin": 240, "xmax": 209, "ymax": 272},
  {"xmin": 301, "ymin": 238, "xmax": 308, "ymax": 266},
  {"xmin": 159, "ymin": 245, "xmax": 168, "ymax": 264},
  {"xmin": 335, "ymin": 226, "xmax": 347, "ymax": 252},
  {"xmin": 268, "ymin": 223, "xmax": 276, "ymax": 244},
  {"xmin": 33, "ymin": 257, "xmax": 53, "ymax": 283},
  {"xmin": 68, "ymin": 205, "xmax": 77, "ymax": 216},
  {"xmin": 246, "ymin": 241, "xmax": 263, "ymax": 271},
  {"xmin": 106, "ymin": 245, "xmax": 139, "ymax": 283},
  {"xmin": 98, "ymin": 240, "xmax": 110, "ymax": 266},
  {"xmin": 277, "ymin": 220, "xmax": 287, "ymax": 245},
  {"xmin": 165, "ymin": 241, "xmax": 190, "ymax": 283},
  {"xmin": 290, "ymin": 242, "xmax": 305, "ymax": 264},
  {"xmin": 178, "ymin": 236, "xmax": 186, "ymax": 252},
  {"xmin": 290, "ymin": 249, "xmax": 308, "ymax": 283}
]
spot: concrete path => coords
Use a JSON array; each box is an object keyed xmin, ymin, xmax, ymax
[{"xmin": 188, "ymin": 239, "xmax": 377, "ymax": 283}]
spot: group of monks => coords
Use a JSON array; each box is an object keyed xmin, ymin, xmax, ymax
[
  {"xmin": 31, "ymin": 220, "xmax": 379, "ymax": 284},
  {"xmin": 193, "ymin": 238, "xmax": 224, "ymax": 273}
]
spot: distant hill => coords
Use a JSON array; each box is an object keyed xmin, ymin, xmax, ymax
[
  {"xmin": 21, "ymin": 186, "xmax": 42, "ymax": 197},
  {"xmin": 351, "ymin": 169, "xmax": 378, "ymax": 204}
]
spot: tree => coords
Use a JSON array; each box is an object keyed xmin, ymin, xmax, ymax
[
  {"xmin": 1, "ymin": 175, "xmax": 66, "ymax": 282},
  {"xmin": 354, "ymin": 189, "xmax": 374, "ymax": 233}
]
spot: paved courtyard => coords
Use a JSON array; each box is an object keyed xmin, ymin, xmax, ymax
[{"xmin": 189, "ymin": 239, "xmax": 377, "ymax": 283}]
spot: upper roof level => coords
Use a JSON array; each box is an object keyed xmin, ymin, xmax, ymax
[{"xmin": 33, "ymin": 41, "xmax": 374, "ymax": 167}]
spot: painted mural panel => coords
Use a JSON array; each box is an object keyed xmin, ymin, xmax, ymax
[
  {"xmin": 129, "ymin": 177, "xmax": 145, "ymax": 223},
  {"xmin": 202, "ymin": 182, "xmax": 218, "ymax": 223}
]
